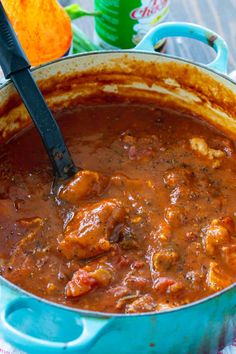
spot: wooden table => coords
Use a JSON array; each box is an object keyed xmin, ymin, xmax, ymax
[{"xmin": 63, "ymin": 0, "xmax": 236, "ymax": 73}]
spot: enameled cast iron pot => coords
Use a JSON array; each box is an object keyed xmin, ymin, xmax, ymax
[{"xmin": 0, "ymin": 22, "xmax": 236, "ymax": 354}]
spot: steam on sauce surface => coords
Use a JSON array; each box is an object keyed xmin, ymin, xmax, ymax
[{"xmin": 1, "ymin": 103, "xmax": 236, "ymax": 313}]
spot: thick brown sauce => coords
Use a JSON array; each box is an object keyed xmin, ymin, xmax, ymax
[{"xmin": 1, "ymin": 103, "xmax": 236, "ymax": 313}]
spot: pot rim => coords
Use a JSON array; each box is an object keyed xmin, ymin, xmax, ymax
[
  {"xmin": 2, "ymin": 275, "xmax": 236, "ymax": 318},
  {"xmin": 1, "ymin": 49, "xmax": 235, "ymax": 90},
  {"xmin": 1, "ymin": 49, "xmax": 236, "ymax": 318}
]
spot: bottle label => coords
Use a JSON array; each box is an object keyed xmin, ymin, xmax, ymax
[
  {"xmin": 130, "ymin": 0, "xmax": 169, "ymax": 20},
  {"xmin": 94, "ymin": 0, "xmax": 170, "ymax": 49}
]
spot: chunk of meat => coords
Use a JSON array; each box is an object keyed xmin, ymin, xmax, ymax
[
  {"xmin": 125, "ymin": 275, "xmax": 149, "ymax": 290},
  {"xmin": 168, "ymin": 281, "xmax": 184, "ymax": 293},
  {"xmin": 12, "ymin": 217, "xmax": 44, "ymax": 255},
  {"xmin": 152, "ymin": 249, "xmax": 179, "ymax": 271},
  {"xmin": 218, "ymin": 216, "xmax": 235, "ymax": 234},
  {"xmin": 190, "ymin": 137, "xmax": 225, "ymax": 159},
  {"xmin": 163, "ymin": 167, "xmax": 196, "ymax": 204},
  {"xmin": 59, "ymin": 199, "xmax": 127, "ymax": 260},
  {"xmin": 164, "ymin": 205, "xmax": 186, "ymax": 227},
  {"xmin": 211, "ymin": 136, "xmax": 234, "ymax": 157},
  {"xmin": 150, "ymin": 221, "xmax": 172, "ymax": 244},
  {"xmin": 107, "ymin": 285, "xmax": 130, "ymax": 299},
  {"xmin": 66, "ymin": 269, "xmax": 97, "ymax": 297},
  {"xmin": 87, "ymin": 266, "xmax": 112, "ymax": 287},
  {"xmin": 207, "ymin": 261, "xmax": 232, "ymax": 291},
  {"xmin": 163, "ymin": 167, "xmax": 194, "ymax": 190},
  {"xmin": 110, "ymin": 174, "xmax": 155, "ymax": 195},
  {"xmin": 203, "ymin": 217, "xmax": 233, "ymax": 256},
  {"xmin": 126, "ymin": 294, "xmax": 156, "ymax": 313},
  {"xmin": 121, "ymin": 133, "xmax": 159, "ymax": 161},
  {"xmin": 190, "ymin": 137, "xmax": 225, "ymax": 168},
  {"xmin": 115, "ymin": 292, "xmax": 140, "ymax": 310},
  {"xmin": 17, "ymin": 216, "xmax": 44, "ymax": 231},
  {"xmin": 222, "ymin": 245, "xmax": 236, "ymax": 268},
  {"xmin": 46, "ymin": 283, "xmax": 57, "ymax": 294},
  {"xmin": 66, "ymin": 265, "xmax": 112, "ymax": 298},
  {"xmin": 4, "ymin": 217, "xmax": 45, "ymax": 283},
  {"xmin": 153, "ymin": 277, "xmax": 184, "ymax": 294},
  {"xmin": 59, "ymin": 170, "xmax": 109, "ymax": 204},
  {"xmin": 156, "ymin": 302, "xmax": 176, "ymax": 311},
  {"xmin": 108, "ymin": 174, "xmax": 157, "ymax": 217}
]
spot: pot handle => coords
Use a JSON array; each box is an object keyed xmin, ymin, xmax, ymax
[
  {"xmin": 135, "ymin": 22, "xmax": 229, "ymax": 74},
  {"xmin": 0, "ymin": 297, "xmax": 112, "ymax": 353}
]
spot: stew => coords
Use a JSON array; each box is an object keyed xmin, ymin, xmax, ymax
[{"xmin": 1, "ymin": 103, "xmax": 236, "ymax": 313}]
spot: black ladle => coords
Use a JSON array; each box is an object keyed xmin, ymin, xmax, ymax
[{"xmin": 0, "ymin": 2, "xmax": 78, "ymax": 180}]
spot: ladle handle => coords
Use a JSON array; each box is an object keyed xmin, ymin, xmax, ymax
[
  {"xmin": 0, "ymin": 1, "xmax": 30, "ymax": 78},
  {"xmin": 0, "ymin": 2, "xmax": 78, "ymax": 179},
  {"xmin": 11, "ymin": 69, "xmax": 78, "ymax": 179}
]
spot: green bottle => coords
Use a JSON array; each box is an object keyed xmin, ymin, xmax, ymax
[{"xmin": 94, "ymin": 0, "xmax": 170, "ymax": 49}]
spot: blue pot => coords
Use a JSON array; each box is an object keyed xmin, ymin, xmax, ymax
[{"xmin": 0, "ymin": 22, "xmax": 236, "ymax": 354}]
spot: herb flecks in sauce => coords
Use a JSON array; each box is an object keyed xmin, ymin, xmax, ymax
[{"xmin": 1, "ymin": 103, "xmax": 236, "ymax": 313}]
